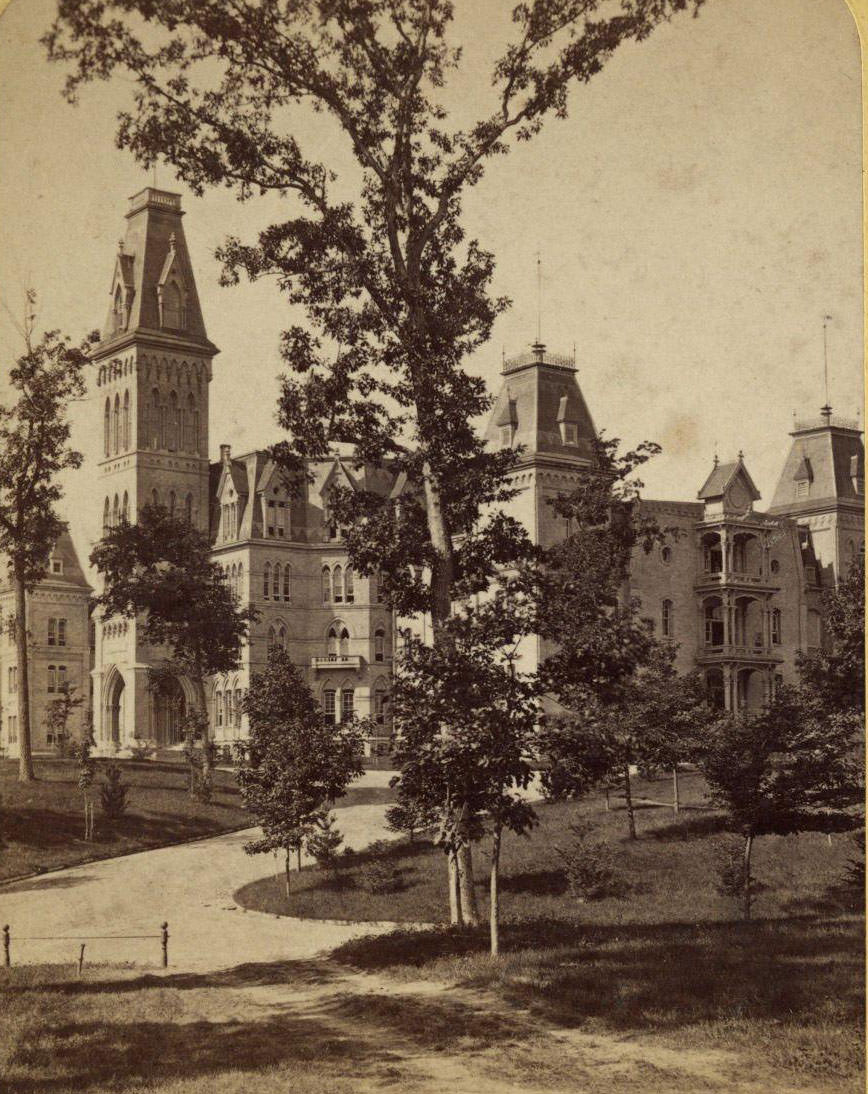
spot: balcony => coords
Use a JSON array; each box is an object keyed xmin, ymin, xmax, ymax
[
  {"xmin": 695, "ymin": 569, "xmax": 776, "ymax": 590},
  {"xmin": 311, "ymin": 654, "xmax": 362, "ymax": 672},
  {"xmin": 698, "ymin": 643, "xmax": 781, "ymax": 664}
]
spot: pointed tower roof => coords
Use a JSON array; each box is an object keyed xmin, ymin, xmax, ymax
[
  {"xmin": 769, "ymin": 409, "xmax": 864, "ymax": 517},
  {"xmin": 698, "ymin": 454, "xmax": 761, "ymax": 504},
  {"xmin": 485, "ymin": 342, "xmax": 597, "ymax": 465},
  {"xmin": 96, "ymin": 187, "xmax": 218, "ymax": 358}
]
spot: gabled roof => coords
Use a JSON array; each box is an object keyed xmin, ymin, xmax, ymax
[
  {"xmin": 792, "ymin": 455, "xmax": 813, "ymax": 483},
  {"xmin": 0, "ymin": 530, "xmax": 92, "ymax": 595},
  {"xmin": 697, "ymin": 458, "xmax": 761, "ymax": 502}
]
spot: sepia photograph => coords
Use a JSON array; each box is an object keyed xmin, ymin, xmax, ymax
[{"xmin": 0, "ymin": 0, "xmax": 864, "ymax": 1091}]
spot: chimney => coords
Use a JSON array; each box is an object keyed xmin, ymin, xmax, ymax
[{"xmin": 220, "ymin": 444, "xmax": 231, "ymax": 465}]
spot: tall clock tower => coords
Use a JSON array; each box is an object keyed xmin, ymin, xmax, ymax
[{"xmin": 90, "ymin": 187, "xmax": 219, "ymax": 751}]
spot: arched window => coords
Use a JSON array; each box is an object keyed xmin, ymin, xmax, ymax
[
  {"xmin": 333, "ymin": 565, "xmax": 344, "ymax": 604},
  {"xmin": 327, "ymin": 624, "xmax": 350, "ymax": 659},
  {"xmin": 263, "ymin": 562, "xmax": 271, "ymax": 600},
  {"xmin": 164, "ymin": 281, "xmax": 183, "ymax": 329},
  {"xmin": 113, "ymin": 285, "xmax": 124, "ymax": 333},
  {"xmin": 103, "ymin": 398, "xmax": 111, "ymax": 457},
  {"xmin": 661, "ymin": 599, "xmax": 673, "ymax": 637},
  {"xmin": 374, "ymin": 679, "xmax": 388, "ymax": 724},
  {"xmin": 272, "ymin": 563, "xmax": 281, "ymax": 601},
  {"xmin": 234, "ymin": 688, "xmax": 242, "ymax": 730},
  {"xmin": 185, "ymin": 493, "xmax": 193, "ymax": 524},
  {"xmin": 186, "ymin": 393, "xmax": 195, "ymax": 451},
  {"xmin": 237, "ymin": 562, "xmax": 243, "ymax": 599},
  {"xmin": 282, "ymin": 564, "xmax": 291, "ymax": 601},
  {"xmin": 373, "ymin": 571, "xmax": 384, "ymax": 604},
  {"xmin": 267, "ymin": 625, "xmax": 276, "ymax": 649},
  {"xmin": 215, "ymin": 690, "xmax": 223, "ymax": 727},
  {"xmin": 771, "ymin": 608, "xmax": 782, "ymax": 645},
  {"xmin": 151, "ymin": 488, "xmax": 159, "ymax": 508},
  {"xmin": 103, "ymin": 497, "xmax": 110, "ymax": 536},
  {"xmin": 345, "ymin": 567, "xmax": 354, "ymax": 604},
  {"xmin": 225, "ymin": 689, "xmax": 233, "ymax": 730},
  {"xmin": 112, "ymin": 494, "xmax": 120, "ymax": 528},
  {"xmin": 151, "ymin": 389, "xmax": 160, "ymax": 448},
  {"xmin": 168, "ymin": 490, "xmax": 176, "ymax": 517},
  {"xmin": 323, "ymin": 688, "xmax": 337, "ymax": 723},
  {"xmin": 123, "ymin": 390, "xmax": 130, "ymax": 450},
  {"xmin": 341, "ymin": 688, "xmax": 354, "ymax": 722},
  {"xmin": 275, "ymin": 621, "xmax": 287, "ymax": 650},
  {"xmin": 322, "ymin": 565, "xmax": 331, "ymax": 603},
  {"xmin": 47, "ymin": 665, "xmax": 56, "ymax": 693},
  {"xmin": 169, "ymin": 391, "xmax": 179, "ymax": 450},
  {"xmin": 121, "ymin": 491, "xmax": 129, "ymax": 523},
  {"xmin": 374, "ymin": 627, "xmax": 385, "ymax": 662},
  {"xmin": 231, "ymin": 564, "xmax": 237, "ymax": 598},
  {"xmin": 113, "ymin": 394, "xmax": 120, "ymax": 454}
]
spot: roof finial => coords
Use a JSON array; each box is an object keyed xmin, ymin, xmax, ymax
[
  {"xmin": 117, "ymin": 239, "xmax": 124, "ymax": 254},
  {"xmin": 738, "ymin": 449, "xmax": 744, "ymax": 462},
  {"xmin": 536, "ymin": 250, "xmax": 542, "ymax": 345},
  {"xmin": 169, "ymin": 232, "xmax": 177, "ymax": 252},
  {"xmin": 821, "ymin": 313, "xmax": 833, "ymax": 420}
]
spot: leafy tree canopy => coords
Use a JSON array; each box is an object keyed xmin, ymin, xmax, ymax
[{"xmin": 797, "ymin": 551, "xmax": 864, "ymax": 713}]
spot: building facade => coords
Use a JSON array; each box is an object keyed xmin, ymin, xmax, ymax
[{"xmin": 0, "ymin": 187, "xmax": 861, "ymax": 759}]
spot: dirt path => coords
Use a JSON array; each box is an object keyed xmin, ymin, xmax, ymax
[{"xmin": 148, "ymin": 957, "xmax": 830, "ymax": 1094}]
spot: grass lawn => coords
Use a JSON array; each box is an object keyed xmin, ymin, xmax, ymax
[
  {"xmin": 0, "ymin": 758, "xmax": 395, "ymax": 881},
  {"xmin": 236, "ymin": 772, "xmax": 865, "ymax": 1089}
]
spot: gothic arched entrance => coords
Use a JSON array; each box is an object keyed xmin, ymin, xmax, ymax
[{"xmin": 153, "ymin": 676, "xmax": 187, "ymax": 746}]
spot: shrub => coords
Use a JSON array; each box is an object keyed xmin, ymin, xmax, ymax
[
  {"xmin": 713, "ymin": 833, "xmax": 752, "ymax": 899},
  {"xmin": 129, "ymin": 739, "xmax": 156, "ymax": 761},
  {"xmin": 842, "ymin": 830, "xmax": 865, "ymax": 891},
  {"xmin": 358, "ymin": 860, "xmax": 405, "ymax": 895},
  {"xmin": 553, "ymin": 820, "xmax": 624, "ymax": 901},
  {"xmin": 307, "ymin": 813, "xmax": 343, "ymax": 870},
  {"xmin": 99, "ymin": 762, "xmax": 129, "ymax": 820}
]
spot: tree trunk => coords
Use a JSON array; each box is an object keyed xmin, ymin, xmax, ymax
[
  {"xmin": 284, "ymin": 847, "xmax": 291, "ymax": 901},
  {"xmin": 672, "ymin": 765, "xmax": 680, "ymax": 816},
  {"xmin": 457, "ymin": 842, "xmax": 479, "ymax": 925},
  {"xmin": 623, "ymin": 761, "xmax": 637, "ymax": 840},
  {"xmin": 604, "ymin": 783, "xmax": 610, "ymax": 812},
  {"xmin": 448, "ymin": 849, "xmax": 462, "ymax": 926},
  {"xmin": 743, "ymin": 832, "xmax": 753, "ymax": 921},
  {"xmin": 490, "ymin": 823, "xmax": 501, "ymax": 957},
  {"xmin": 14, "ymin": 574, "xmax": 34, "ymax": 782},
  {"xmin": 194, "ymin": 676, "xmax": 211, "ymax": 784},
  {"xmin": 297, "ymin": 845, "xmax": 302, "ymax": 872}
]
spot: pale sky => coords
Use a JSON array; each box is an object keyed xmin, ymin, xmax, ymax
[{"xmin": 0, "ymin": 0, "xmax": 863, "ymax": 576}]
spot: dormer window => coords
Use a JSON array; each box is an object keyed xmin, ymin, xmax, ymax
[
  {"xmin": 560, "ymin": 422, "xmax": 578, "ymax": 445},
  {"xmin": 50, "ymin": 558, "xmax": 63, "ymax": 576},
  {"xmin": 112, "ymin": 285, "xmax": 125, "ymax": 334},
  {"xmin": 796, "ymin": 479, "xmax": 810, "ymax": 498},
  {"xmin": 267, "ymin": 498, "xmax": 288, "ymax": 538},
  {"xmin": 161, "ymin": 280, "xmax": 185, "ymax": 329},
  {"xmin": 500, "ymin": 425, "xmax": 514, "ymax": 448}
]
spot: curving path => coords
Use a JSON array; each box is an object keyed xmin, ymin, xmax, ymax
[{"xmin": 0, "ymin": 772, "xmax": 402, "ymax": 971}]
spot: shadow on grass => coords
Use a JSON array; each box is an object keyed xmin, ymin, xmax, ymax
[
  {"xmin": 500, "ymin": 870, "xmax": 568, "ymax": 897},
  {"xmin": 646, "ymin": 813, "xmax": 729, "ymax": 841},
  {"xmin": 2, "ymin": 874, "xmax": 99, "ymax": 894},
  {"xmin": 330, "ymin": 913, "xmax": 866, "ymax": 1033},
  {"xmin": 5, "ymin": 1011, "xmax": 396, "ymax": 1094}
]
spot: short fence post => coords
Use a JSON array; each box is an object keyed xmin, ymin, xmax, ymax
[
  {"xmin": 161, "ymin": 922, "xmax": 169, "ymax": 968},
  {"xmin": 78, "ymin": 944, "xmax": 86, "ymax": 977},
  {"xmin": 3, "ymin": 925, "xmax": 9, "ymax": 967}
]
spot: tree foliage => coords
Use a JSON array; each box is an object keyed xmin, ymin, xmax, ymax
[
  {"xmin": 797, "ymin": 551, "xmax": 864, "ymax": 713},
  {"xmin": 236, "ymin": 648, "xmax": 363, "ymax": 895},
  {"xmin": 0, "ymin": 305, "xmax": 94, "ymax": 780},
  {"xmin": 697, "ymin": 688, "xmax": 862, "ymax": 919}
]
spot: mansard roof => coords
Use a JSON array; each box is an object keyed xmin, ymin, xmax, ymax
[
  {"xmin": 769, "ymin": 411, "xmax": 864, "ymax": 514},
  {"xmin": 97, "ymin": 188, "xmax": 218, "ymax": 356},
  {"xmin": 485, "ymin": 342, "xmax": 597, "ymax": 463},
  {"xmin": 0, "ymin": 530, "xmax": 92, "ymax": 595}
]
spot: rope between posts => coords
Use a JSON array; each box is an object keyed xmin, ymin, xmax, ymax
[{"xmin": 11, "ymin": 934, "xmax": 162, "ymax": 941}]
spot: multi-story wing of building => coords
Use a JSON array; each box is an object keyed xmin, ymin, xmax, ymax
[{"xmin": 0, "ymin": 187, "xmax": 861, "ymax": 760}]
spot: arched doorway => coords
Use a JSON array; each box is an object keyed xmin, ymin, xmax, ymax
[
  {"xmin": 153, "ymin": 676, "xmax": 187, "ymax": 745},
  {"xmin": 106, "ymin": 670, "xmax": 125, "ymax": 745}
]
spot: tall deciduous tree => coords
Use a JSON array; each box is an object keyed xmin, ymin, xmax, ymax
[
  {"xmin": 236, "ymin": 648, "xmax": 363, "ymax": 896},
  {"xmin": 90, "ymin": 504, "xmax": 256, "ymax": 787},
  {"xmin": 0, "ymin": 299, "xmax": 92, "ymax": 781},
  {"xmin": 46, "ymin": 0, "xmax": 704, "ymax": 917}
]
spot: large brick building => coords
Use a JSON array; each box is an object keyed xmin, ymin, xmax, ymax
[{"xmin": 0, "ymin": 187, "xmax": 861, "ymax": 759}]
